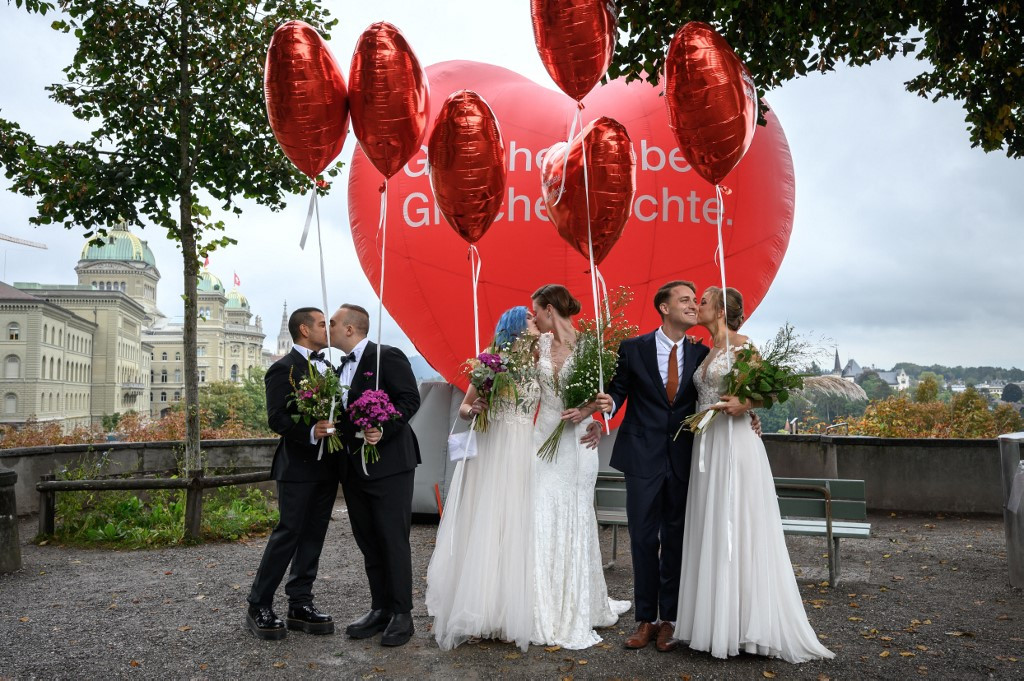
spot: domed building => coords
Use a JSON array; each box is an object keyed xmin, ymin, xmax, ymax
[{"xmin": 1, "ymin": 220, "xmax": 266, "ymax": 429}]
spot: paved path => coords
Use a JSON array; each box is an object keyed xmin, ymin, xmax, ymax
[{"xmin": 1, "ymin": 509, "xmax": 1022, "ymax": 679}]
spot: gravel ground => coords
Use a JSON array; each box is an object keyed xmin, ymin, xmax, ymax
[{"xmin": 1, "ymin": 505, "xmax": 1022, "ymax": 680}]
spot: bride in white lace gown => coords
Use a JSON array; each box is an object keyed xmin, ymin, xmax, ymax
[
  {"xmin": 674, "ymin": 286, "xmax": 834, "ymax": 663},
  {"xmin": 426, "ymin": 308, "xmax": 539, "ymax": 651},
  {"xmin": 530, "ymin": 285, "xmax": 630, "ymax": 650}
]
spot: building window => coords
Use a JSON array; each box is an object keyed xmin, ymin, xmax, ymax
[
  {"xmin": 160, "ymin": 391, "xmax": 167, "ymax": 402},
  {"xmin": 59, "ymin": 329, "xmax": 63, "ymax": 345},
  {"xmin": 43, "ymin": 324, "xmax": 47, "ymax": 342},
  {"xmin": 199, "ymin": 369, "xmax": 206, "ymax": 383},
  {"xmin": 5, "ymin": 355, "xmax": 20, "ymax": 379},
  {"xmin": 161, "ymin": 369, "xmax": 167, "ymax": 383},
  {"xmin": 3, "ymin": 393, "xmax": 15, "ymax": 414},
  {"xmin": 161, "ymin": 351, "xmax": 167, "ymax": 361},
  {"xmin": 120, "ymin": 282, "xmax": 126, "ymax": 292},
  {"xmin": 7, "ymin": 323, "xmax": 19, "ymax": 341},
  {"xmin": 174, "ymin": 351, "xmax": 181, "ymax": 361},
  {"xmin": 173, "ymin": 391, "xmax": 180, "ymax": 402},
  {"xmin": 174, "ymin": 369, "xmax": 181, "ymax": 383},
  {"xmin": 231, "ymin": 364, "xmax": 239, "ymax": 381},
  {"xmin": 197, "ymin": 346, "xmax": 206, "ymax": 357}
]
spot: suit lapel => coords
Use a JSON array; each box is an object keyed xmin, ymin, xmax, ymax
[
  {"xmin": 638, "ymin": 332, "xmax": 666, "ymax": 403},
  {"xmin": 350, "ymin": 341, "xmax": 377, "ymax": 399},
  {"xmin": 675, "ymin": 338, "xmax": 698, "ymax": 404}
]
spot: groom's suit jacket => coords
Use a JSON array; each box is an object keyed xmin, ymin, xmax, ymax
[
  {"xmin": 606, "ymin": 330, "xmax": 708, "ymax": 480},
  {"xmin": 264, "ymin": 348, "xmax": 339, "ymax": 483},
  {"xmin": 337, "ymin": 341, "xmax": 421, "ymax": 482}
]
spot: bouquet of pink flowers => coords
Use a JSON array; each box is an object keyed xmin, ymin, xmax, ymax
[
  {"xmin": 347, "ymin": 389, "xmax": 402, "ymax": 466},
  {"xmin": 464, "ymin": 351, "xmax": 509, "ymax": 432},
  {"xmin": 288, "ymin": 362, "xmax": 343, "ymax": 454}
]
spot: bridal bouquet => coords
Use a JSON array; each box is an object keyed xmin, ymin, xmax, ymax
[
  {"xmin": 676, "ymin": 323, "xmax": 807, "ymax": 439},
  {"xmin": 347, "ymin": 389, "xmax": 402, "ymax": 465},
  {"xmin": 464, "ymin": 351, "xmax": 508, "ymax": 432},
  {"xmin": 537, "ymin": 287, "xmax": 638, "ymax": 461},
  {"xmin": 288, "ymin": 361, "xmax": 343, "ymax": 453}
]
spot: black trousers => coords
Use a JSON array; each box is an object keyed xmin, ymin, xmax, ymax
[
  {"xmin": 341, "ymin": 469, "xmax": 415, "ymax": 614},
  {"xmin": 248, "ymin": 479, "xmax": 337, "ymax": 608},
  {"xmin": 625, "ymin": 466, "xmax": 690, "ymax": 623}
]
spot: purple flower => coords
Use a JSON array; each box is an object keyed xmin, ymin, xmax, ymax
[{"xmin": 363, "ymin": 371, "xmax": 374, "ymax": 378}]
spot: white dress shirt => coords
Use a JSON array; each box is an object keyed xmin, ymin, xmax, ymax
[
  {"xmin": 339, "ymin": 337, "xmax": 370, "ymax": 407},
  {"xmin": 655, "ymin": 327, "xmax": 685, "ymax": 389}
]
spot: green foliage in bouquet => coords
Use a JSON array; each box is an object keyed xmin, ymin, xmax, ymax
[{"xmin": 538, "ymin": 287, "xmax": 639, "ymax": 461}]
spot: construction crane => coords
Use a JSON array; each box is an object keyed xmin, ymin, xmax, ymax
[{"xmin": 1, "ymin": 232, "xmax": 48, "ymax": 282}]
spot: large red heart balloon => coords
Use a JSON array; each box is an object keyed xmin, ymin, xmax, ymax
[
  {"xmin": 530, "ymin": 0, "xmax": 617, "ymax": 102},
  {"xmin": 348, "ymin": 61, "xmax": 795, "ymax": 390},
  {"xmin": 541, "ymin": 116, "xmax": 636, "ymax": 265},
  {"xmin": 264, "ymin": 20, "xmax": 349, "ymax": 179},
  {"xmin": 665, "ymin": 21, "xmax": 758, "ymax": 186},
  {"xmin": 428, "ymin": 90, "xmax": 506, "ymax": 244},
  {"xmin": 349, "ymin": 22, "xmax": 430, "ymax": 180}
]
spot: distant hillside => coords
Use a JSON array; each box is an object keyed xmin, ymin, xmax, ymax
[
  {"xmin": 409, "ymin": 355, "xmax": 443, "ymax": 382},
  {"xmin": 892, "ymin": 363, "xmax": 1024, "ymax": 384}
]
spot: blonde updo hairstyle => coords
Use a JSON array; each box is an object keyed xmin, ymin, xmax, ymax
[
  {"xmin": 704, "ymin": 286, "xmax": 745, "ymax": 331},
  {"xmin": 531, "ymin": 284, "xmax": 582, "ymax": 318}
]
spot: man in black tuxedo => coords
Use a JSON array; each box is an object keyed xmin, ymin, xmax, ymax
[
  {"xmin": 596, "ymin": 281, "xmax": 708, "ymax": 653},
  {"xmin": 330, "ymin": 304, "xmax": 421, "ymax": 647},
  {"xmin": 246, "ymin": 307, "xmax": 339, "ymax": 640}
]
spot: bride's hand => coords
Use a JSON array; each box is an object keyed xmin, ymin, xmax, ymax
[
  {"xmin": 460, "ymin": 397, "xmax": 488, "ymax": 419},
  {"xmin": 713, "ymin": 394, "xmax": 752, "ymax": 416},
  {"xmin": 593, "ymin": 393, "xmax": 614, "ymax": 414},
  {"xmin": 580, "ymin": 421, "xmax": 602, "ymax": 449},
  {"xmin": 561, "ymin": 407, "xmax": 587, "ymax": 423}
]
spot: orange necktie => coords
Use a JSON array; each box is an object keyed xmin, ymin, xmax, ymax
[{"xmin": 666, "ymin": 343, "xmax": 679, "ymax": 403}]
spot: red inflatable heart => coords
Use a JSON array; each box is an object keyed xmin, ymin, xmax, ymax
[{"xmin": 348, "ymin": 60, "xmax": 795, "ymax": 389}]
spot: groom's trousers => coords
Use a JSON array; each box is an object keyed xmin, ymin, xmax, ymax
[{"xmin": 626, "ymin": 467, "xmax": 690, "ymax": 623}]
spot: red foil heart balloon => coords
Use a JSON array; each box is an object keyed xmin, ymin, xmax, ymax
[
  {"xmin": 665, "ymin": 21, "xmax": 758, "ymax": 186},
  {"xmin": 428, "ymin": 91, "xmax": 507, "ymax": 244},
  {"xmin": 530, "ymin": 0, "xmax": 617, "ymax": 102},
  {"xmin": 264, "ymin": 20, "xmax": 349, "ymax": 178},
  {"xmin": 349, "ymin": 22, "xmax": 430, "ymax": 180},
  {"xmin": 348, "ymin": 61, "xmax": 795, "ymax": 389},
  {"xmin": 541, "ymin": 117, "xmax": 635, "ymax": 265}
]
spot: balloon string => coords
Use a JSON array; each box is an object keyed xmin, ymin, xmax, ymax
[
  {"xmin": 469, "ymin": 245, "xmax": 482, "ymax": 356},
  {"xmin": 300, "ymin": 190, "xmax": 316, "ymax": 250},
  {"xmin": 714, "ymin": 181, "xmax": 734, "ymax": 562},
  {"xmin": 553, "ymin": 105, "xmax": 583, "ymax": 206},
  {"xmin": 375, "ymin": 180, "xmax": 388, "ymax": 391},
  {"xmin": 312, "ymin": 181, "xmax": 334, "ymax": 461},
  {"xmin": 580, "ymin": 130, "xmax": 609, "ymax": 435}
]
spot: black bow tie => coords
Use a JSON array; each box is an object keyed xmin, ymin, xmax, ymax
[
  {"xmin": 338, "ymin": 353, "xmax": 357, "ymax": 367},
  {"xmin": 308, "ymin": 351, "xmax": 327, "ymax": 363}
]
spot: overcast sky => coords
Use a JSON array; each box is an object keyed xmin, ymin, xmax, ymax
[{"xmin": 1, "ymin": 2, "xmax": 1022, "ymax": 371}]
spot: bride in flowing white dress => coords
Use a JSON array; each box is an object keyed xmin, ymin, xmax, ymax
[
  {"xmin": 529, "ymin": 285, "xmax": 630, "ymax": 650},
  {"xmin": 425, "ymin": 307, "xmax": 539, "ymax": 651},
  {"xmin": 674, "ymin": 286, "xmax": 834, "ymax": 663}
]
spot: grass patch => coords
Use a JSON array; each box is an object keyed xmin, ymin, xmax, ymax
[{"xmin": 40, "ymin": 455, "xmax": 278, "ymax": 549}]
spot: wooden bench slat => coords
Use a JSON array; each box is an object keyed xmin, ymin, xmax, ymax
[{"xmin": 777, "ymin": 497, "xmax": 868, "ymax": 521}]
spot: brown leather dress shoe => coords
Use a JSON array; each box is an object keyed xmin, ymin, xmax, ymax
[
  {"xmin": 624, "ymin": 621, "xmax": 658, "ymax": 649},
  {"xmin": 655, "ymin": 621, "xmax": 678, "ymax": 652}
]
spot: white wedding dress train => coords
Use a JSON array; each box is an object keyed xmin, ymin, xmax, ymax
[{"xmin": 674, "ymin": 347, "xmax": 835, "ymax": 663}]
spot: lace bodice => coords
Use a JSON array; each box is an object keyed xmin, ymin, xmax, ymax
[
  {"xmin": 695, "ymin": 344, "xmax": 754, "ymax": 411},
  {"xmin": 489, "ymin": 352, "xmax": 541, "ymax": 427},
  {"xmin": 537, "ymin": 332, "xmax": 573, "ymax": 406}
]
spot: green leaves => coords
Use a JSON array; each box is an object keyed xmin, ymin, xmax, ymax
[{"xmin": 610, "ymin": 1, "xmax": 1024, "ymax": 158}]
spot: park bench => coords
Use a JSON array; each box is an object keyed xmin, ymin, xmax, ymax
[
  {"xmin": 595, "ymin": 471, "xmax": 871, "ymax": 586},
  {"xmin": 774, "ymin": 477, "xmax": 871, "ymax": 587},
  {"xmin": 594, "ymin": 472, "xmax": 628, "ymax": 568}
]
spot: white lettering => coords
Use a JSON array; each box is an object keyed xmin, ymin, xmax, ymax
[
  {"xmin": 402, "ymin": 192, "xmax": 431, "ymax": 227},
  {"xmin": 534, "ymin": 196, "xmax": 549, "ymax": 221},
  {"xmin": 403, "ymin": 145, "xmax": 430, "ymax": 178},
  {"xmin": 634, "ymin": 194, "xmax": 657, "ymax": 222},
  {"xmin": 506, "ymin": 187, "xmax": 532, "ymax": 222},
  {"xmin": 702, "ymin": 197, "xmax": 721, "ymax": 225},
  {"xmin": 661, "ymin": 186, "xmax": 685, "ymax": 223},
  {"xmin": 686, "ymin": 191, "xmax": 702, "ymax": 223},
  {"xmin": 668, "ymin": 148, "xmax": 691, "ymax": 173},
  {"xmin": 641, "ymin": 139, "xmax": 665, "ymax": 172},
  {"xmin": 509, "ymin": 140, "xmax": 532, "ymax": 172}
]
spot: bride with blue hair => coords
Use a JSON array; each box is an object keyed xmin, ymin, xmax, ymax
[{"xmin": 426, "ymin": 306, "xmax": 541, "ymax": 651}]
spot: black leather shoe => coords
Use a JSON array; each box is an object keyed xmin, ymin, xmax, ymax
[
  {"xmin": 346, "ymin": 608, "xmax": 392, "ymax": 639},
  {"xmin": 287, "ymin": 603, "xmax": 335, "ymax": 635},
  {"xmin": 246, "ymin": 605, "xmax": 286, "ymax": 641},
  {"xmin": 380, "ymin": 612, "xmax": 414, "ymax": 647}
]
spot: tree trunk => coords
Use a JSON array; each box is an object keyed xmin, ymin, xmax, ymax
[{"xmin": 177, "ymin": 0, "xmax": 202, "ymax": 540}]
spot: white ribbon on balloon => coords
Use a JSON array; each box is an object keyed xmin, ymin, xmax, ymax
[
  {"xmin": 579, "ymin": 128, "xmax": 610, "ymax": 434},
  {"xmin": 298, "ymin": 182, "xmax": 336, "ymax": 462},
  {"xmin": 552, "ymin": 103, "xmax": 584, "ymax": 206},
  {"xmin": 469, "ymin": 245, "xmax": 483, "ymax": 356}
]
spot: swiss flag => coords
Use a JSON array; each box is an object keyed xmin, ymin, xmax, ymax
[
  {"xmin": 233, "ymin": 272, "xmax": 241, "ymax": 287},
  {"xmin": 203, "ymin": 256, "xmax": 209, "ymax": 267}
]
